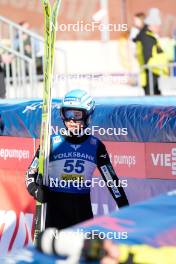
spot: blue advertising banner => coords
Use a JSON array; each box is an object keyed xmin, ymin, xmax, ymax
[{"xmin": 0, "ymin": 97, "xmax": 176, "ymax": 142}]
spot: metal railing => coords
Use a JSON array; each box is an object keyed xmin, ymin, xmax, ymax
[
  {"xmin": 139, "ymin": 62, "xmax": 176, "ymax": 95},
  {"xmin": 0, "ymin": 43, "xmax": 34, "ymax": 98},
  {"xmin": 0, "ymin": 15, "xmax": 68, "ymax": 98}
]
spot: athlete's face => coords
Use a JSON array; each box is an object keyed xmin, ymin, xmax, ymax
[{"xmin": 64, "ymin": 119, "xmax": 84, "ymax": 134}]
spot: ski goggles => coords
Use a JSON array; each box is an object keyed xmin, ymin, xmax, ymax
[{"xmin": 62, "ymin": 108, "xmax": 85, "ymax": 121}]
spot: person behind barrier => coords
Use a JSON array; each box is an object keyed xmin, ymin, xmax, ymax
[
  {"xmin": 129, "ymin": 12, "xmax": 146, "ymax": 40},
  {"xmin": 0, "ymin": 52, "xmax": 13, "ymax": 99},
  {"xmin": 0, "ymin": 114, "xmax": 4, "ymax": 135},
  {"xmin": 133, "ymin": 8, "xmax": 168, "ymax": 95},
  {"xmin": 100, "ymin": 240, "xmax": 176, "ymax": 264},
  {"xmin": 0, "ymin": 57, "xmax": 6, "ymax": 99},
  {"xmin": 36, "ymin": 229, "xmax": 176, "ymax": 263},
  {"xmin": 25, "ymin": 89, "xmax": 129, "ymax": 230},
  {"xmin": 14, "ymin": 21, "xmax": 43, "ymax": 76}
]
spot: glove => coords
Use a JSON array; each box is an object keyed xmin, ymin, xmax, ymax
[
  {"xmin": 34, "ymin": 184, "xmax": 50, "ymax": 203},
  {"xmin": 27, "ymin": 182, "xmax": 50, "ymax": 203},
  {"xmin": 36, "ymin": 229, "xmax": 106, "ymax": 262},
  {"xmin": 26, "ymin": 167, "xmax": 50, "ymax": 203}
]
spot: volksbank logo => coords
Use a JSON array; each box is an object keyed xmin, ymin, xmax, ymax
[
  {"xmin": 151, "ymin": 148, "xmax": 176, "ymax": 176},
  {"xmin": 70, "ymin": 144, "xmax": 81, "ymax": 151}
]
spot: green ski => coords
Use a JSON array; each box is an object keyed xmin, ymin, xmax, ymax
[{"xmin": 33, "ymin": 0, "xmax": 62, "ymax": 244}]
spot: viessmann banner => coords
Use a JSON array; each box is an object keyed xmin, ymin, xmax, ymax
[{"xmin": 106, "ymin": 142, "xmax": 176, "ymax": 179}]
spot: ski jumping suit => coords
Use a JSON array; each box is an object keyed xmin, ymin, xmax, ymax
[{"xmin": 26, "ymin": 133, "xmax": 129, "ymax": 230}]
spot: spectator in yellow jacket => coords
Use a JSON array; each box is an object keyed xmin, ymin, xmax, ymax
[{"xmin": 133, "ymin": 8, "xmax": 168, "ymax": 95}]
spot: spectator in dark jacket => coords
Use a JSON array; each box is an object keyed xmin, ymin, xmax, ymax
[
  {"xmin": 0, "ymin": 114, "xmax": 4, "ymax": 135},
  {"xmin": 0, "ymin": 56, "xmax": 6, "ymax": 99},
  {"xmin": 133, "ymin": 8, "xmax": 168, "ymax": 95}
]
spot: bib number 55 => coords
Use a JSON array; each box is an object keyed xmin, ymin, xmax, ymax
[{"xmin": 63, "ymin": 159, "xmax": 85, "ymax": 173}]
